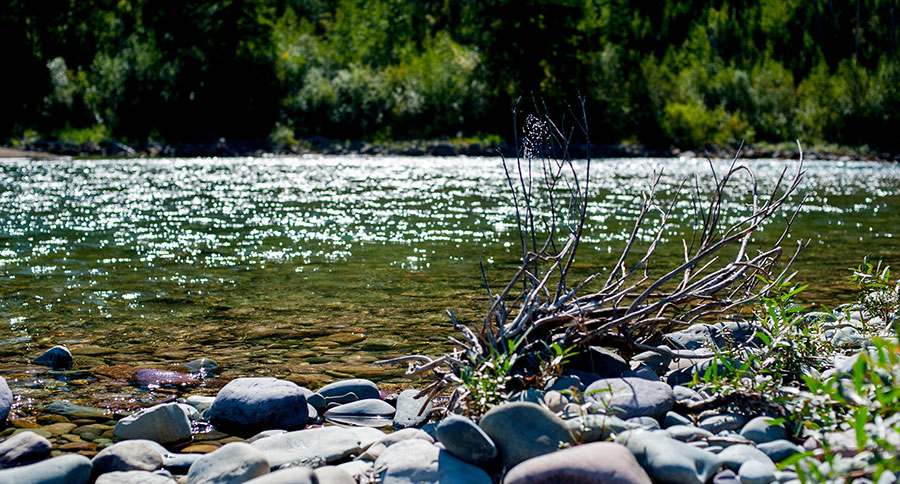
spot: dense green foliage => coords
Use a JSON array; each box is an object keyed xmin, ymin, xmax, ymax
[{"xmin": 3, "ymin": 0, "xmax": 900, "ymax": 151}]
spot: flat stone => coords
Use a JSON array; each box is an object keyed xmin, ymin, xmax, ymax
[
  {"xmin": 336, "ymin": 461, "xmax": 374, "ymax": 482},
  {"xmin": 316, "ymin": 379, "xmax": 379, "ymax": 405},
  {"xmin": 114, "ymin": 403, "xmax": 192, "ymax": 446},
  {"xmin": 479, "ymin": 401, "xmax": 574, "ymax": 470},
  {"xmin": 504, "ymin": 441, "xmax": 652, "ymax": 484},
  {"xmin": 95, "ymin": 471, "xmax": 176, "ymax": 484},
  {"xmin": 59, "ymin": 442, "xmax": 98, "ymax": 452},
  {"xmin": 186, "ymin": 442, "xmax": 269, "ymax": 484},
  {"xmin": 617, "ymin": 430, "xmax": 722, "ymax": 484},
  {"xmin": 184, "ymin": 396, "xmax": 216, "ymax": 415},
  {"xmin": 250, "ymin": 426, "xmax": 362, "ymax": 469},
  {"xmin": 663, "ymin": 412, "xmax": 693, "ymax": 428},
  {"xmin": 42, "ymin": 422, "xmax": 77, "ymax": 436},
  {"xmin": 699, "ymin": 413, "xmax": 747, "ymax": 434},
  {"xmin": 718, "ymin": 444, "xmax": 775, "ymax": 471},
  {"xmin": 242, "ymin": 467, "xmax": 315, "ymax": 484},
  {"xmin": 373, "ymin": 438, "xmax": 491, "ymax": 484},
  {"xmin": 324, "ymin": 399, "xmax": 394, "ymax": 427},
  {"xmin": 91, "ymin": 440, "xmax": 164, "ymax": 476},
  {"xmin": 585, "ymin": 377, "xmax": 675, "ymax": 420},
  {"xmin": 758, "ymin": 440, "xmax": 803, "ymax": 462},
  {"xmin": 738, "ymin": 460, "xmax": 776, "ymax": 484},
  {"xmin": 34, "ymin": 345, "xmax": 73, "ymax": 369},
  {"xmin": 392, "ymin": 389, "xmax": 432, "ymax": 429},
  {"xmin": 347, "ymin": 427, "xmax": 387, "ymax": 450},
  {"xmin": 0, "ymin": 430, "xmax": 52, "ymax": 467},
  {"xmin": 207, "ymin": 378, "xmax": 309, "ymax": 435},
  {"xmin": 435, "ymin": 415, "xmax": 498, "ymax": 467},
  {"xmin": 0, "ymin": 454, "xmax": 92, "ymax": 484},
  {"xmin": 182, "ymin": 445, "xmax": 220, "ymax": 454},
  {"xmin": 46, "ymin": 401, "xmax": 108, "ymax": 419},
  {"xmin": 740, "ymin": 416, "xmax": 788, "ymax": 444},
  {"xmin": 666, "ymin": 425, "xmax": 714, "ymax": 442}
]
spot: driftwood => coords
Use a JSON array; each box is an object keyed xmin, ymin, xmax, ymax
[{"xmin": 377, "ymin": 102, "xmax": 807, "ymax": 415}]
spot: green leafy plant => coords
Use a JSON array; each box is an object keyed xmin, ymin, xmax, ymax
[{"xmin": 848, "ymin": 256, "xmax": 900, "ymax": 326}]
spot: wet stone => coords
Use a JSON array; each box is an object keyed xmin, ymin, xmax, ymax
[
  {"xmin": 59, "ymin": 442, "xmax": 98, "ymax": 452},
  {"xmin": 46, "ymin": 401, "xmax": 108, "ymax": 420}
]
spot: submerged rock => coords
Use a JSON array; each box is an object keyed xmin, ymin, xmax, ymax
[
  {"xmin": 134, "ymin": 369, "xmax": 199, "ymax": 387},
  {"xmin": 33, "ymin": 345, "xmax": 73, "ymax": 369},
  {"xmin": 45, "ymin": 401, "xmax": 108, "ymax": 419},
  {"xmin": 207, "ymin": 378, "xmax": 309, "ymax": 435}
]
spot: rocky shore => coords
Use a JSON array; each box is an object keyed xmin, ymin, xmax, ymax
[{"xmin": 1, "ymin": 304, "xmax": 896, "ymax": 484}]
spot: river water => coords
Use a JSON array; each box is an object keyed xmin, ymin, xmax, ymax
[{"xmin": 0, "ymin": 155, "xmax": 898, "ymax": 413}]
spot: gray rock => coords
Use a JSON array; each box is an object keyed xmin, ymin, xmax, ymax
[
  {"xmin": 545, "ymin": 375, "xmax": 584, "ymax": 393},
  {"xmin": 316, "ymin": 379, "xmax": 380, "ymax": 406},
  {"xmin": 585, "ymin": 377, "xmax": 675, "ymax": 420},
  {"xmin": 624, "ymin": 363, "xmax": 661, "ymax": 381},
  {"xmin": 373, "ymin": 438, "xmax": 491, "ymax": 484},
  {"xmin": 738, "ymin": 460, "xmax": 776, "ymax": 484},
  {"xmin": 92, "ymin": 440, "xmax": 164, "ymax": 476},
  {"xmin": 666, "ymin": 324, "xmax": 716, "ymax": 350},
  {"xmin": 0, "ymin": 430, "xmax": 52, "ymax": 467},
  {"xmin": 114, "ymin": 403, "xmax": 192, "ymax": 446},
  {"xmin": 663, "ymin": 412, "xmax": 693, "ymax": 428},
  {"xmin": 718, "ymin": 444, "xmax": 775, "ymax": 471},
  {"xmin": 568, "ymin": 347, "xmax": 629, "ymax": 378},
  {"xmin": 298, "ymin": 388, "xmax": 326, "ymax": 414},
  {"xmin": 509, "ymin": 388, "xmax": 545, "ymax": 405},
  {"xmin": 774, "ymin": 471, "xmax": 799, "ymax": 484},
  {"xmin": 45, "ymin": 400, "xmax": 108, "ymax": 419},
  {"xmin": 347, "ymin": 427, "xmax": 387, "ymax": 450},
  {"xmin": 313, "ymin": 466, "xmax": 356, "ymax": 484},
  {"xmin": 740, "ymin": 416, "xmax": 788, "ymax": 444},
  {"xmin": 0, "ymin": 377, "xmax": 13, "ymax": 422},
  {"xmin": 479, "ymin": 401, "xmax": 574, "ymax": 470},
  {"xmin": 672, "ymin": 386, "xmax": 703, "ymax": 402},
  {"xmin": 324, "ymin": 398, "xmax": 395, "ymax": 427},
  {"xmin": 626, "ymin": 416, "xmax": 660, "ymax": 429},
  {"xmin": 699, "ymin": 413, "xmax": 748, "ymax": 434},
  {"xmin": 33, "ymin": 345, "xmax": 73, "ymax": 369},
  {"xmin": 336, "ymin": 461, "xmax": 374, "ymax": 482},
  {"xmin": 666, "ymin": 425, "xmax": 713, "ymax": 442},
  {"xmin": 207, "ymin": 378, "xmax": 309, "ymax": 435},
  {"xmin": 162, "ymin": 453, "xmax": 202, "ymax": 474},
  {"xmin": 186, "ymin": 442, "xmax": 269, "ymax": 484},
  {"xmin": 184, "ymin": 396, "xmax": 216, "ymax": 415},
  {"xmin": 503, "ymin": 441, "xmax": 652, "ymax": 484},
  {"xmin": 243, "ymin": 467, "xmax": 315, "ymax": 484},
  {"xmin": 435, "ymin": 415, "xmax": 498, "ymax": 467},
  {"xmin": 0, "ymin": 454, "xmax": 92, "ymax": 484},
  {"xmin": 713, "ymin": 470, "xmax": 741, "ymax": 484},
  {"xmin": 758, "ymin": 440, "xmax": 802, "ymax": 463},
  {"xmin": 617, "ymin": 430, "xmax": 723, "ymax": 484},
  {"xmin": 565, "ymin": 414, "xmax": 631, "ymax": 443},
  {"xmin": 359, "ymin": 429, "xmax": 433, "ymax": 461},
  {"xmin": 184, "ymin": 358, "xmax": 218, "ymax": 374},
  {"xmin": 251, "ymin": 426, "xmax": 362, "ymax": 469},
  {"xmin": 392, "ymin": 390, "xmax": 432, "ymax": 429},
  {"xmin": 95, "ymin": 471, "xmax": 176, "ymax": 484},
  {"xmin": 631, "ymin": 349, "xmax": 673, "ymax": 375}
]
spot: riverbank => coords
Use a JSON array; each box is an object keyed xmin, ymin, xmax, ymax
[{"xmin": 2, "ymin": 139, "xmax": 898, "ymax": 161}]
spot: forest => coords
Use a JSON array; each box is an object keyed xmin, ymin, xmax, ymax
[{"xmin": 2, "ymin": 0, "xmax": 899, "ymax": 153}]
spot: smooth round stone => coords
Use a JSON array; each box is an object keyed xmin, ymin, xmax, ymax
[
  {"xmin": 542, "ymin": 390, "xmax": 569, "ymax": 412},
  {"xmin": 243, "ymin": 467, "xmax": 315, "ymax": 484},
  {"xmin": 617, "ymin": 430, "xmax": 723, "ymax": 484},
  {"xmin": 251, "ymin": 426, "xmax": 362, "ymax": 469},
  {"xmin": 672, "ymin": 386, "xmax": 703, "ymax": 402},
  {"xmin": 699, "ymin": 413, "xmax": 747, "ymax": 434},
  {"xmin": 95, "ymin": 470, "xmax": 176, "ymax": 484},
  {"xmin": 0, "ymin": 454, "xmax": 92, "ymax": 484},
  {"xmin": 316, "ymin": 379, "xmax": 380, "ymax": 405},
  {"xmin": 758, "ymin": 440, "xmax": 803, "ymax": 462},
  {"xmin": 435, "ymin": 415, "xmax": 498, "ymax": 467},
  {"xmin": 373, "ymin": 438, "xmax": 491, "ymax": 484},
  {"xmin": 718, "ymin": 445, "xmax": 775, "ymax": 472},
  {"xmin": 392, "ymin": 389, "xmax": 432, "ymax": 429},
  {"xmin": 324, "ymin": 399, "xmax": 395, "ymax": 427},
  {"xmin": 479, "ymin": 401, "xmax": 574, "ymax": 470},
  {"xmin": 207, "ymin": 378, "xmax": 309, "ymax": 435},
  {"xmin": 91, "ymin": 440, "xmax": 164, "ymax": 476},
  {"xmin": 186, "ymin": 442, "xmax": 269, "ymax": 484},
  {"xmin": 33, "ymin": 345, "xmax": 73, "ymax": 369},
  {"xmin": 114, "ymin": 403, "xmax": 192, "ymax": 446},
  {"xmin": 162, "ymin": 453, "xmax": 203, "ymax": 474},
  {"xmin": 738, "ymin": 460, "xmax": 776, "ymax": 484},
  {"xmin": 565, "ymin": 414, "xmax": 630, "ymax": 443},
  {"xmin": 0, "ymin": 376, "xmax": 12, "ymax": 422},
  {"xmin": 663, "ymin": 411, "xmax": 693, "ymax": 428},
  {"xmin": 504, "ymin": 441, "xmax": 651, "ymax": 484},
  {"xmin": 626, "ymin": 416, "xmax": 660, "ymax": 429},
  {"xmin": 298, "ymin": 388, "xmax": 326, "ymax": 414},
  {"xmin": 740, "ymin": 416, "xmax": 788, "ymax": 444},
  {"xmin": 313, "ymin": 466, "xmax": 356, "ymax": 484},
  {"xmin": 0, "ymin": 430, "xmax": 52, "ymax": 467},
  {"xmin": 713, "ymin": 469, "xmax": 741, "ymax": 484},
  {"xmin": 667, "ymin": 425, "xmax": 714, "ymax": 442},
  {"xmin": 585, "ymin": 377, "xmax": 675, "ymax": 420}
]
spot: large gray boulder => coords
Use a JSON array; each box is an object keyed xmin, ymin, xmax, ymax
[
  {"xmin": 504, "ymin": 442, "xmax": 652, "ymax": 484},
  {"xmin": 0, "ymin": 430, "xmax": 52, "ymax": 468},
  {"xmin": 114, "ymin": 403, "xmax": 192, "ymax": 446},
  {"xmin": 207, "ymin": 378, "xmax": 309, "ymax": 435},
  {"xmin": 585, "ymin": 377, "xmax": 675, "ymax": 420},
  {"xmin": 479, "ymin": 401, "xmax": 574, "ymax": 470},
  {"xmin": 0, "ymin": 454, "xmax": 92, "ymax": 484},
  {"xmin": 373, "ymin": 438, "xmax": 492, "ymax": 484},
  {"xmin": 186, "ymin": 442, "xmax": 269, "ymax": 484}
]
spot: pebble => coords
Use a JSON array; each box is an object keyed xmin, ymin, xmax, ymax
[
  {"xmin": 585, "ymin": 377, "xmax": 675, "ymax": 420},
  {"xmin": 95, "ymin": 470, "xmax": 176, "ymax": 484},
  {"xmin": 0, "ymin": 377, "xmax": 12, "ymax": 422},
  {"xmin": 738, "ymin": 460, "xmax": 776, "ymax": 484},
  {"xmin": 435, "ymin": 414, "xmax": 498, "ymax": 467},
  {"xmin": 324, "ymin": 398, "xmax": 395, "ymax": 427},
  {"xmin": 114, "ymin": 403, "xmax": 192, "ymax": 446},
  {"xmin": 207, "ymin": 378, "xmax": 310, "ymax": 435},
  {"xmin": 479, "ymin": 401, "xmax": 574, "ymax": 470},
  {"xmin": 740, "ymin": 416, "xmax": 788, "ymax": 444},
  {"xmin": 316, "ymin": 379, "xmax": 380, "ymax": 406},
  {"xmin": 0, "ymin": 430, "xmax": 52, "ymax": 467},
  {"xmin": 373, "ymin": 438, "xmax": 492, "ymax": 484},
  {"xmin": 33, "ymin": 345, "xmax": 74, "ymax": 369},
  {"xmin": 91, "ymin": 440, "xmax": 164, "ymax": 476},
  {"xmin": 186, "ymin": 442, "xmax": 269, "ymax": 484},
  {"xmin": 242, "ymin": 467, "xmax": 315, "ymax": 484},
  {"xmin": 617, "ymin": 430, "xmax": 723, "ymax": 484},
  {"xmin": 504, "ymin": 441, "xmax": 652, "ymax": 484},
  {"xmin": 250, "ymin": 426, "xmax": 362, "ymax": 469},
  {"xmin": 0, "ymin": 453, "xmax": 92, "ymax": 484}
]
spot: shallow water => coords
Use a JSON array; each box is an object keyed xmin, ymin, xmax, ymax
[{"xmin": 0, "ymin": 155, "xmax": 898, "ymax": 414}]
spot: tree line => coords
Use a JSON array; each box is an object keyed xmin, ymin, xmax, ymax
[{"xmin": 2, "ymin": 0, "xmax": 899, "ymax": 152}]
